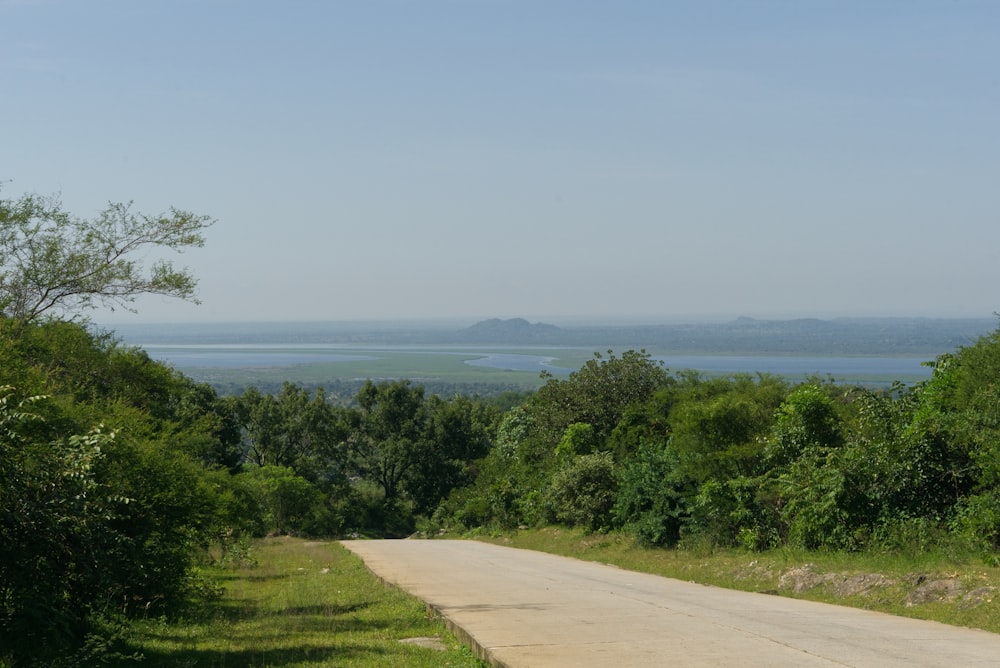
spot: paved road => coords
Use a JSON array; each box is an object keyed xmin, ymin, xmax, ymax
[{"xmin": 341, "ymin": 539, "xmax": 1000, "ymax": 667}]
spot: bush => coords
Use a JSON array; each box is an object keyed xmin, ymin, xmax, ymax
[
  {"xmin": 954, "ymin": 490, "xmax": 1000, "ymax": 538},
  {"xmin": 546, "ymin": 453, "xmax": 617, "ymax": 532},
  {"xmin": 614, "ymin": 442, "xmax": 688, "ymax": 547}
]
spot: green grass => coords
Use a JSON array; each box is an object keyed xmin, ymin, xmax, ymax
[
  {"xmin": 475, "ymin": 527, "xmax": 1000, "ymax": 633},
  {"xmin": 126, "ymin": 537, "xmax": 485, "ymax": 667}
]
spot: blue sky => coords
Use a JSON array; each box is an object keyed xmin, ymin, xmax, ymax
[{"xmin": 4, "ymin": 1, "xmax": 998, "ymax": 324}]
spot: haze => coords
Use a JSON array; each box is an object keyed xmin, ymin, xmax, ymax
[{"xmin": 4, "ymin": 1, "xmax": 998, "ymax": 325}]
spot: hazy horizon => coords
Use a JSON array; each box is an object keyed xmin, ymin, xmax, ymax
[
  {"xmin": 7, "ymin": 2, "xmax": 999, "ymax": 325},
  {"xmin": 97, "ymin": 311, "xmax": 998, "ymax": 331}
]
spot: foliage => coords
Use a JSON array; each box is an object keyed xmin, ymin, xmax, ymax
[
  {"xmin": 765, "ymin": 384, "xmax": 843, "ymax": 468},
  {"xmin": 0, "ymin": 318, "xmax": 233, "ymax": 665},
  {"xmin": 0, "ymin": 389, "xmax": 119, "ymax": 665},
  {"xmin": 0, "ymin": 189, "xmax": 213, "ymax": 323},
  {"xmin": 668, "ymin": 373, "xmax": 787, "ymax": 484},
  {"xmin": 554, "ymin": 422, "xmax": 598, "ymax": 464},
  {"xmin": 238, "ymin": 465, "xmax": 324, "ymax": 535},
  {"xmin": 404, "ymin": 394, "xmax": 495, "ymax": 515},
  {"xmin": 613, "ymin": 441, "xmax": 690, "ymax": 546},
  {"xmin": 546, "ymin": 452, "xmax": 617, "ymax": 532},
  {"xmin": 125, "ymin": 538, "xmax": 485, "ymax": 667},
  {"xmin": 228, "ymin": 383, "xmax": 347, "ymax": 482},
  {"xmin": 534, "ymin": 349, "xmax": 669, "ymax": 443},
  {"xmin": 11, "ymin": 301, "xmax": 1000, "ymax": 662}
]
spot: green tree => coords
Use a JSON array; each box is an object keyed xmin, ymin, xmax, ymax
[
  {"xmin": 765, "ymin": 384, "xmax": 844, "ymax": 468},
  {"xmin": 0, "ymin": 190, "xmax": 213, "ymax": 323},
  {"xmin": 0, "ymin": 385, "xmax": 225, "ymax": 666},
  {"xmin": 554, "ymin": 422, "xmax": 598, "ymax": 464},
  {"xmin": 404, "ymin": 394, "xmax": 495, "ymax": 516},
  {"xmin": 230, "ymin": 383, "xmax": 345, "ymax": 482},
  {"xmin": 535, "ymin": 349, "xmax": 669, "ymax": 443},
  {"xmin": 351, "ymin": 380, "xmax": 428, "ymax": 503},
  {"xmin": 239, "ymin": 465, "xmax": 324, "ymax": 535},
  {"xmin": 669, "ymin": 374, "xmax": 787, "ymax": 483},
  {"xmin": 0, "ymin": 388, "xmax": 115, "ymax": 665},
  {"xmin": 455, "ymin": 406, "xmax": 539, "ymax": 528},
  {"xmin": 614, "ymin": 440, "xmax": 691, "ymax": 546}
]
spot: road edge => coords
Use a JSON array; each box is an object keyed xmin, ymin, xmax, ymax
[{"xmin": 340, "ymin": 540, "xmax": 508, "ymax": 668}]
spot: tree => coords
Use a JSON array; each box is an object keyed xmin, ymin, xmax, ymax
[
  {"xmin": 229, "ymin": 383, "xmax": 345, "ymax": 482},
  {"xmin": 668, "ymin": 374, "xmax": 787, "ymax": 483},
  {"xmin": 351, "ymin": 380, "xmax": 428, "ymax": 502},
  {"xmin": 614, "ymin": 441, "xmax": 690, "ymax": 546},
  {"xmin": 0, "ymin": 384, "xmax": 226, "ymax": 666},
  {"xmin": 0, "ymin": 189, "xmax": 213, "ymax": 323},
  {"xmin": 404, "ymin": 394, "xmax": 494, "ymax": 515},
  {"xmin": 765, "ymin": 384, "xmax": 844, "ymax": 469},
  {"xmin": 535, "ymin": 350, "xmax": 669, "ymax": 443}
]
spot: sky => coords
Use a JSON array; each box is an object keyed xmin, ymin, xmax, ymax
[{"xmin": 3, "ymin": 1, "xmax": 999, "ymax": 325}]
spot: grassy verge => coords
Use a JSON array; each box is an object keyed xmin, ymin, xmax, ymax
[
  {"xmin": 475, "ymin": 527, "xmax": 1000, "ymax": 633},
  {"xmin": 126, "ymin": 537, "xmax": 484, "ymax": 667}
]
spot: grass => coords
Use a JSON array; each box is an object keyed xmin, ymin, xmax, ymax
[
  {"xmin": 126, "ymin": 537, "xmax": 485, "ymax": 667},
  {"xmin": 475, "ymin": 527, "xmax": 1000, "ymax": 633},
  {"xmin": 123, "ymin": 530, "xmax": 1000, "ymax": 666}
]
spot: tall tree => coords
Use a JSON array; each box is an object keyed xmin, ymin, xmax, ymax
[
  {"xmin": 404, "ymin": 394, "xmax": 495, "ymax": 515},
  {"xmin": 352, "ymin": 380, "xmax": 428, "ymax": 502},
  {"xmin": 0, "ymin": 190, "xmax": 213, "ymax": 323}
]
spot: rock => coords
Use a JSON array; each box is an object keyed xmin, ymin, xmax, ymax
[
  {"xmin": 905, "ymin": 577, "xmax": 963, "ymax": 606},
  {"xmin": 959, "ymin": 586, "xmax": 995, "ymax": 610},
  {"xmin": 778, "ymin": 565, "xmax": 836, "ymax": 593}
]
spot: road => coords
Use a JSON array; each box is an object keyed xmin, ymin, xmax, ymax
[{"xmin": 341, "ymin": 539, "xmax": 1000, "ymax": 667}]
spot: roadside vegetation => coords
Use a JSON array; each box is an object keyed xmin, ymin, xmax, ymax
[
  {"xmin": 126, "ymin": 537, "xmax": 483, "ymax": 667},
  {"xmin": 5, "ymin": 186, "xmax": 1000, "ymax": 665},
  {"xmin": 479, "ymin": 527, "xmax": 1000, "ymax": 634}
]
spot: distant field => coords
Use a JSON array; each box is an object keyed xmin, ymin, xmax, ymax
[
  {"xmin": 150, "ymin": 344, "xmax": 932, "ymax": 398},
  {"xmin": 114, "ymin": 318, "xmax": 963, "ymax": 396},
  {"xmin": 163, "ymin": 347, "xmax": 599, "ymax": 395}
]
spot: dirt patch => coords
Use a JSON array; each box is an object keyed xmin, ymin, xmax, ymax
[{"xmin": 400, "ymin": 636, "xmax": 446, "ymax": 651}]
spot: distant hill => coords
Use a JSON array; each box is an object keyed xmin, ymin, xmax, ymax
[{"xmin": 455, "ymin": 318, "xmax": 564, "ymax": 343}]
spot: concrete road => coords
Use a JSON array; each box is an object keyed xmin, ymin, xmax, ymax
[{"xmin": 341, "ymin": 539, "xmax": 1000, "ymax": 667}]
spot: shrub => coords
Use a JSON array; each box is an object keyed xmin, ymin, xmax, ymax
[{"xmin": 547, "ymin": 452, "xmax": 617, "ymax": 532}]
